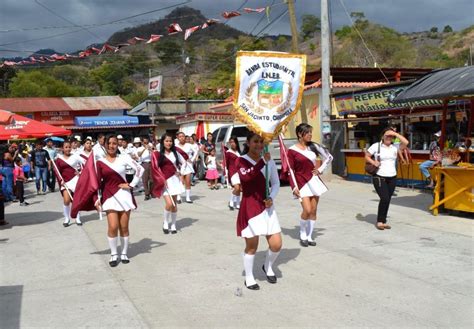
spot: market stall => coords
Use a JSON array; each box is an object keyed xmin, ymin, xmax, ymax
[{"xmin": 392, "ymin": 66, "xmax": 474, "ymax": 215}]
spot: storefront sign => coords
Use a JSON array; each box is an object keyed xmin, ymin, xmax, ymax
[
  {"xmin": 176, "ymin": 113, "xmax": 234, "ymax": 125},
  {"xmin": 75, "ymin": 116, "xmax": 139, "ymax": 127},
  {"xmin": 35, "ymin": 110, "xmax": 100, "ymax": 125},
  {"xmin": 334, "ymin": 85, "xmax": 443, "ymax": 115},
  {"xmin": 148, "ymin": 75, "xmax": 163, "ymax": 96}
]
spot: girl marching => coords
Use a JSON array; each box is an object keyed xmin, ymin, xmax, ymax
[
  {"xmin": 225, "ymin": 136, "xmax": 242, "ymax": 210},
  {"xmin": 288, "ymin": 123, "xmax": 333, "ymax": 247},
  {"xmin": 175, "ymin": 132, "xmax": 195, "ymax": 203},
  {"xmin": 237, "ymin": 132, "xmax": 282, "ymax": 290},
  {"xmin": 153, "ymin": 133, "xmax": 186, "ymax": 234},
  {"xmin": 54, "ymin": 140, "xmax": 86, "ymax": 227},
  {"xmin": 79, "ymin": 138, "xmax": 93, "ymax": 161},
  {"xmin": 94, "ymin": 135, "xmax": 144, "ymax": 267}
]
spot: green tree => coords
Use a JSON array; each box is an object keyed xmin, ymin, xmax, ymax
[
  {"xmin": 155, "ymin": 39, "xmax": 182, "ymax": 66},
  {"xmin": 9, "ymin": 70, "xmax": 82, "ymax": 97},
  {"xmin": 430, "ymin": 27, "xmax": 438, "ymax": 33},
  {"xmin": 300, "ymin": 14, "xmax": 321, "ymax": 40},
  {"xmin": 443, "ymin": 25, "xmax": 453, "ymax": 33}
]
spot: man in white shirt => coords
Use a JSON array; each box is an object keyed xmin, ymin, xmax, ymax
[{"xmin": 136, "ymin": 136, "xmax": 155, "ymax": 200}]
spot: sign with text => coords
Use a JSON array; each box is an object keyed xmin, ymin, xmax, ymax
[
  {"xmin": 74, "ymin": 116, "xmax": 139, "ymax": 127},
  {"xmin": 176, "ymin": 112, "xmax": 234, "ymax": 124},
  {"xmin": 233, "ymin": 51, "xmax": 306, "ymax": 142},
  {"xmin": 148, "ymin": 75, "xmax": 163, "ymax": 96}
]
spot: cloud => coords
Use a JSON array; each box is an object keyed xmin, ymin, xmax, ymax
[{"xmin": 0, "ymin": 0, "xmax": 472, "ymax": 58}]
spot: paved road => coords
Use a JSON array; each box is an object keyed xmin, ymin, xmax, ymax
[{"xmin": 1, "ymin": 177, "xmax": 472, "ymax": 328}]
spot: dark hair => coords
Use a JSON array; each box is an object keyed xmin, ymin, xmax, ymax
[
  {"xmin": 381, "ymin": 127, "xmax": 395, "ymax": 140},
  {"xmin": 159, "ymin": 133, "xmax": 180, "ymax": 168},
  {"xmin": 296, "ymin": 123, "xmax": 320, "ymax": 156},
  {"xmin": 63, "ymin": 140, "xmax": 72, "ymax": 146},
  {"xmin": 241, "ymin": 131, "xmax": 260, "ymax": 155},
  {"xmin": 228, "ymin": 135, "xmax": 241, "ymax": 154},
  {"xmin": 81, "ymin": 138, "xmax": 92, "ymax": 145},
  {"xmin": 104, "ymin": 134, "xmax": 118, "ymax": 156},
  {"xmin": 97, "ymin": 133, "xmax": 105, "ymax": 139}
]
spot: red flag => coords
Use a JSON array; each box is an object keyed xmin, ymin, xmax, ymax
[
  {"xmin": 222, "ymin": 11, "xmax": 241, "ymax": 19},
  {"xmin": 150, "ymin": 151, "xmax": 166, "ymax": 198},
  {"xmin": 221, "ymin": 142, "xmax": 228, "ymax": 178},
  {"xmin": 201, "ymin": 19, "xmax": 219, "ymax": 29},
  {"xmin": 114, "ymin": 43, "xmax": 130, "ymax": 52},
  {"xmin": 51, "ymin": 54, "xmax": 66, "ymax": 60},
  {"xmin": 278, "ymin": 135, "xmax": 290, "ymax": 182},
  {"xmin": 168, "ymin": 23, "xmax": 183, "ymax": 35},
  {"xmin": 99, "ymin": 44, "xmax": 117, "ymax": 54},
  {"xmin": 146, "ymin": 34, "xmax": 163, "ymax": 44},
  {"xmin": 184, "ymin": 25, "xmax": 200, "ymax": 40},
  {"xmin": 243, "ymin": 7, "xmax": 266, "ymax": 13},
  {"xmin": 71, "ymin": 152, "xmax": 99, "ymax": 218}
]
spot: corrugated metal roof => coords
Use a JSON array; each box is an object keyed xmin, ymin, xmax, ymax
[
  {"xmin": 304, "ymin": 80, "xmax": 387, "ymax": 90},
  {"xmin": 63, "ymin": 96, "xmax": 131, "ymax": 111},
  {"xmin": 0, "ymin": 97, "xmax": 71, "ymax": 113}
]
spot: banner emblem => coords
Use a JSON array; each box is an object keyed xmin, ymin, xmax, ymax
[{"xmin": 233, "ymin": 51, "xmax": 306, "ymax": 142}]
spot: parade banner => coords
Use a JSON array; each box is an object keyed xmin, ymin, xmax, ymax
[{"xmin": 233, "ymin": 51, "xmax": 306, "ymax": 142}]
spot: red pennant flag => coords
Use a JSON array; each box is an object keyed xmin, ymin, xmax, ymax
[
  {"xmin": 168, "ymin": 23, "xmax": 183, "ymax": 35},
  {"xmin": 146, "ymin": 34, "xmax": 163, "ymax": 44},
  {"xmin": 65, "ymin": 53, "xmax": 77, "ymax": 59},
  {"xmin": 278, "ymin": 135, "xmax": 290, "ymax": 182},
  {"xmin": 51, "ymin": 54, "xmax": 66, "ymax": 60},
  {"xmin": 243, "ymin": 7, "xmax": 266, "ymax": 13},
  {"xmin": 127, "ymin": 37, "xmax": 147, "ymax": 45},
  {"xmin": 150, "ymin": 151, "xmax": 166, "ymax": 198},
  {"xmin": 71, "ymin": 152, "xmax": 100, "ymax": 218},
  {"xmin": 29, "ymin": 57, "xmax": 37, "ymax": 62},
  {"xmin": 222, "ymin": 11, "xmax": 241, "ymax": 19},
  {"xmin": 45, "ymin": 57, "xmax": 56, "ymax": 62},
  {"xmin": 3, "ymin": 61, "xmax": 17, "ymax": 66},
  {"xmin": 99, "ymin": 44, "xmax": 117, "ymax": 54},
  {"xmin": 202, "ymin": 19, "xmax": 220, "ymax": 29},
  {"xmin": 90, "ymin": 47, "xmax": 101, "ymax": 54},
  {"xmin": 114, "ymin": 43, "xmax": 130, "ymax": 52},
  {"xmin": 221, "ymin": 142, "xmax": 228, "ymax": 178},
  {"xmin": 184, "ymin": 25, "xmax": 200, "ymax": 40}
]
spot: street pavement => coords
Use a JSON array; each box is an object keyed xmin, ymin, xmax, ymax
[{"xmin": 1, "ymin": 177, "xmax": 473, "ymax": 328}]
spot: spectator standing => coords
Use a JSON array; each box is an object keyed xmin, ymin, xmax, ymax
[
  {"xmin": 2, "ymin": 144, "xmax": 18, "ymax": 202},
  {"xmin": 44, "ymin": 138, "xmax": 58, "ymax": 192},
  {"xmin": 13, "ymin": 158, "xmax": 28, "ymax": 206},
  {"xmin": 31, "ymin": 141, "xmax": 51, "ymax": 195}
]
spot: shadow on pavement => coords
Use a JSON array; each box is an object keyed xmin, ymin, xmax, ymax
[
  {"xmin": 356, "ymin": 213, "xmax": 377, "ymax": 225},
  {"xmin": 91, "ymin": 238, "xmax": 166, "ymax": 259},
  {"xmin": 242, "ymin": 248, "xmax": 301, "ymax": 279},
  {"xmin": 0, "ymin": 285, "xmax": 22, "ymax": 329},
  {"xmin": 281, "ymin": 225, "xmax": 325, "ymax": 240},
  {"xmin": 177, "ymin": 217, "xmax": 198, "ymax": 231},
  {"xmin": 4, "ymin": 211, "xmax": 63, "ymax": 227},
  {"xmin": 389, "ymin": 194, "xmax": 432, "ymax": 211}
]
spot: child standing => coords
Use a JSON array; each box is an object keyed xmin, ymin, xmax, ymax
[
  {"xmin": 205, "ymin": 148, "xmax": 219, "ymax": 189},
  {"xmin": 13, "ymin": 158, "xmax": 28, "ymax": 206}
]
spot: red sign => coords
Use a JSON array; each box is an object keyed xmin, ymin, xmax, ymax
[{"xmin": 34, "ymin": 110, "xmax": 100, "ymax": 126}]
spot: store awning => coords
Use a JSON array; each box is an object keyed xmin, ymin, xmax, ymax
[
  {"xmin": 0, "ymin": 112, "xmax": 70, "ymax": 140},
  {"xmin": 392, "ymin": 66, "xmax": 474, "ymax": 103},
  {"xmin": 66, "ymin": 124, "xmax": 156, "ymax": 131},
  {"xmin": 74, "ymin": 116, "xmax": 139, "ymax": 127}
]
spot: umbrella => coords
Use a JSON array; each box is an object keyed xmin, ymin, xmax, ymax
[
  {"xmin": 0, "ymin": 109, "xmax": 15, "ymax": 125},
  {"xmin": 0, "ymin": 112, "xmax": 71, "ymax": 140},
  {"xmin": 44, "ymin": 136, "xmax": 65, "ymax": 143}
]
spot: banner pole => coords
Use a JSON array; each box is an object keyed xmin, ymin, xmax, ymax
[{"xmin": 264, "ymin": 144, "xmax": 269, "ymax": 199}]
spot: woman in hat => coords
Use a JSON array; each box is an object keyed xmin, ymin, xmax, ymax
[
  {"xmin": 288, "ymin": 123, "xmax": 333, "ymax": 247},
  {"xmin": 94, "ymin": 135, "xmax": 144, "ymax": 267},
  {"xmin": 236, "ymin": 131, "xmax": 281, "ymax": 290}
]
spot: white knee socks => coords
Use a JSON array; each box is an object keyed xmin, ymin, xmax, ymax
[
  {"xmin": 107, "ymin": 236, "xmax": 118, "ymax": 255},
  {"xmin": 229, "ymin": 194, "xmax": 234, "ymax": 207},
  {"xmin": 75, "ymin": 212, "xmax": 82, "ymax": 224},
  {"xmin": 185, "ymin": 189, "xmax": 191, "ymax": 202},
  {"xmin": 306, "ymin": 220, "xmax": 316, "ymax": 241},
  {"xmin": 234, "ymin": 194, "xmax": 240, "ymax": 208},
  {"xmin": 170, "ymin": 212, "xmax": 177, "ymax": 231},
  {"xmin": 63, "ymin": 205, "xmax": 71, "ymax": 224},
  {"xmin": 243, "ymin": 253, "xmax": 257, "ymax": 286},
  {"xmin": 299, "ymin": 219, "xmax": 307, "ymax": 240},
  {"xmin": 264, "ymin": 250, "xmax": 280, "ymax": 276},
  {"xmin": 120, "ymin": 236, "xmax": 129, "ymax": 255},
  {"xmin": 163, "ymin": 210, "xmax": 170, "ymax": 229}
]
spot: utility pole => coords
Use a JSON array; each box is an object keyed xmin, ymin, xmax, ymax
[
  {"xmin": 320, "ymin": 0, "xmax": 331, "ymax": 145},
  {"xmin": 287, "ymin": 0, "xmax": 299, "ymax": 53}
]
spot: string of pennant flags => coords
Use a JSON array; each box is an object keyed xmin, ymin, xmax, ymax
[{"xmin": 1, "ymin": 5, "xmax": 276, "ymax": 69}]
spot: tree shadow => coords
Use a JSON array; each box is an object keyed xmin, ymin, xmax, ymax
[
  {"xmin": 78, "ymin": 212, "xmax": 102, "ymax": 224},
  {"xmin": 355, "ymin": 213, "xmax": 378, "ymax": 226},
  {"xmin": 0, "ymin": 285, "xmax": 22, "ymax": 329},
  {"xmin": 90, "ymin": 238, "xmax": 166, "ymax": 259},
  {"xmin": 241, "ymin": 248, "xmax": 301, "ymax": 279},
  {"xmin": 281, "ymin": 225, "xmax": 325, "ymax": 240},
  {"xmin": 177, "ymin": 217, "xmax": 198, "ymax": 231}
]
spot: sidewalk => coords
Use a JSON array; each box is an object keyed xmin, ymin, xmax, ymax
[{"xmin": 1, "ymin": 178, "xmax": 472, "ymax": 328}]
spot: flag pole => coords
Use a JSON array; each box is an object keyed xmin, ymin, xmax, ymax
[
  {"xmin": 92, "ymin": 153, "xmax": 103, "ymax": 221},
  {"xmin": 264, "ymin": 144, "xmax": 270, "ymax": 199},
  {"xmin": 221, "ymin": 142, "xmax": 230, "ymax": 188},
  {"xmin": 279, "ymin": 134, "xmax": 302, "ymax": 202},
  {"xmin": 51, "ymin": 157, "xmax": 74, "ymax": 201}
]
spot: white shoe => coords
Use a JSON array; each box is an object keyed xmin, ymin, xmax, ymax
[{"xmin": 75, "ymin": 215, "xmax": 82, "ymax": 226}]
